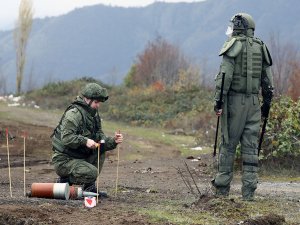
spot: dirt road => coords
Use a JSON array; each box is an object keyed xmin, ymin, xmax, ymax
[{"xmin": 0, "ymin": 104, "xmax": 299, "ymax": 225}]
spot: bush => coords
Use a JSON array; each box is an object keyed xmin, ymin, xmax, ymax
[
  {"xmin": 102, "ymin": 85, "xmax": 214, "ymax": 136},
  {"xmin": 25, "ymin": 77, "xmax": 109, "ymax": 109},
  {"xmin": 261, "ymin": 96, "xmax": 300, "ymax": 158}
]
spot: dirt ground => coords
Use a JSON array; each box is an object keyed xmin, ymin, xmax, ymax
[{"xmin": 0, "ymin": 105, "xmax": 299, "ymax": 225}]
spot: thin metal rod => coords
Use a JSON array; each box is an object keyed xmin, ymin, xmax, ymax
[
  {"xmin": 258, "ymin": 117, "xmax": 268, "ymax": 156},
  {"xmin": 183, "ymin": 160, "xmax": 201, "ymax": 196},
  {"xmin": 177, "ymin": 167, "xmax": 195, "ymax": 195}
]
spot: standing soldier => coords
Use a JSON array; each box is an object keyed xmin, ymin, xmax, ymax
[
  {"xmin": 51, "ymin": 83, "xmax": 123, "ymax": 197},
  {"xmin": 211, "ymin": 13, "xmax": 274, "ymax": 201}
]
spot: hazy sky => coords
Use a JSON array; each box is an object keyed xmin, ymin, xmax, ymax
[{"xmin": 0, "ymin": 0, "xmax": 203, "ymax": 31}]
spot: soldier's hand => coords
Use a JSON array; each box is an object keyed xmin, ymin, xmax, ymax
[
  {"xmin": 214, "ymin": 101, "xmax": 223, "ymax": 115},
  {"xmin": 114, "ymin": 132, "xmax": 123, "ymax": 144},
  {"xmin": 86, "ymin": 138, "xmax": 98, "ymax": 149},
  {"xmin": 216, "ymin": 109, "xmax": 223, "ymax": 116}
]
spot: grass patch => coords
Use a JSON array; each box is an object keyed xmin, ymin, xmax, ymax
[
  {"xmin": 139, "ymin": 196, "xmax": 299, "ymax": 225},
  {"xmin": 139, "ymin": 204, "xmax": 218, "ymax": 225},
  {"xmin": 102, "ymin": 120, "xmax": 196, "ymax": 151},
  {"xmin": 141, "ymin": 208, "xmax": 217, "ymax": 225}
]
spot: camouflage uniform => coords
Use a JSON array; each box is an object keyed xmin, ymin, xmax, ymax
[
  {"xmin": 52, "ymin": 83, "xmax": 117, "ymax": 187},
  {"xmin": 212, "ymin": 13, "xmax": 274, "ymax": 200}
]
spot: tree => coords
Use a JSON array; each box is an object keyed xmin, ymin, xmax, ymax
[
  {"xmin": 124, "ymin": 64, "xmax": 137, "ymax": 88},
  {"xmin": 269, "ymin": 32, "xmax": 299, "ymax": 96},
  {"xmin": 130, "ymin": 37, "xmax": 200, "ymax": 88},
  {"xmin": 0, "ymin": 58, "xmax": 7, "ymax": 94},
  {"xmin": 25, "ymin": 63, "xmax": 37, "ymax": 92},
  {"xmin": 14, "ymin": 0, "xmax": 33, "ymax": 95},
  {"xmin": 0, "ymin": 72, "xmax": 7, "ymax": 95},
  {"xmin": 287, "ymin": 61, "xmax": 300, "ymax": 100}
]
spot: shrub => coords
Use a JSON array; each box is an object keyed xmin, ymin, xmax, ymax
[
  {"xmin": 103, "ymin": 85, "xmax": 214, "ymax": 134},
  {"xmin": 25, "ymin": 77, "xmax": 109, "ymax": 109},
  {"xmin": 261, "ymin": 96, "xmax": 300, "ymax": 158}
]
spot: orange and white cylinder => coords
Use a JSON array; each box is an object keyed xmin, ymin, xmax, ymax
[{"xmin": 30, "ymin": 183, "xmax": 70, "ymax": 200}]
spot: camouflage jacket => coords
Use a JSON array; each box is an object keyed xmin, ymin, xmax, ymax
[{"xmin": 52, "ymin": 96, "xmax": 117, "ymax": 158}]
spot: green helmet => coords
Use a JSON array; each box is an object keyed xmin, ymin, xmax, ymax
[
  {"xmin": 230, "ymin": 13, "xmax": 255, "ymax": 31},
  {"xmin": 81, "ymin": 83, "xmax": 109, "ymax": 102}
]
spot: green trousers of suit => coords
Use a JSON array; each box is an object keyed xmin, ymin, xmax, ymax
[{"xmin": 214, "ymin": 93, "xmax": 260, "ymax": 200}]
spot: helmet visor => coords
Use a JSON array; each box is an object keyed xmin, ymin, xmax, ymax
[{"xmin": 225, "ymin": 23, "xmax": 233, "ymax": 37}]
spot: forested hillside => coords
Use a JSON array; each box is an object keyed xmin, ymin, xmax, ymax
[{"xmin": 0, "ymin": 0, "xmax": 299, "ymax": 92}]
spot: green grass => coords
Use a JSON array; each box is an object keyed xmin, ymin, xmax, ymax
[
  {"xmin": 102, "ymin": 120, "xmax": 197, "ymax": 153},
  {"xmin": 140, "ymin": 208, "xmax": 218, "ymax": 225},
  {"xmin": 138, "ymin": 200, "xmax": 219, "ymax": 225},
  {"xmin": 138, "ymin": 197, "xmax": 300, "ymax": 225}
]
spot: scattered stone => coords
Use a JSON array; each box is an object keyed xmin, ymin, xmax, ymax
[
  {"xmin": 198, "ymin": 162, "xmax": 207, "ymax": 167},
  {"xmin": 191, "ymin": 159, "xmax": 200, "ymax": 162},
  {"xmin": 146, "ymin": 189, "xmax": 158, "ymax": 193},
  {"xmin": 190, "ymin": 146, "xmax": 203, "ymax": 151}
]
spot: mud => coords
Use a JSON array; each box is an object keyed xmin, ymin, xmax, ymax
[{"xmin": 0, "ymin": 119, "xmax": 299, "ymax": 225}]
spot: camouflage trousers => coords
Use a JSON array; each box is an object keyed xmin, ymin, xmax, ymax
[
  {"xmin": 213, "ymin": 93, "xmax": 260, "ymax": 200},
  {"xmin": 52, "ymin": 149, "xmax": 106, "ymax": 185}
]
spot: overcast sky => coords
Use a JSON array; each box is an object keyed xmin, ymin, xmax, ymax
[{"xmin": 0, "ymin": 0, "xmax": 203, "ymax": 31}]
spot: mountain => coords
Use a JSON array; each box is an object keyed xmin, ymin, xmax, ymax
[{"xmin": 0, "ymin": 0, "xmax": 299, "ymax": 92}]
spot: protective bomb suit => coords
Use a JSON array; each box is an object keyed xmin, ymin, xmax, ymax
[
  {"xmin": 51, "ymin": 83, "xmax": 119, "ymax": 191},
  {"xmin": 212, "ymin": 13, "xmax": 274, "ymax": 200}
]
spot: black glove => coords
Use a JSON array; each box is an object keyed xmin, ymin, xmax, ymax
[
  {"xmin": 214, "ymin": 100, "xmax": 223, "ymax": 113},
  {"xmin": 261, "ymin": 103, "xmax": 270, "ymax": 118}
]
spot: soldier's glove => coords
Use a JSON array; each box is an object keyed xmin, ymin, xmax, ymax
[
  {"xmin": 214, "ymin": 100, "xmax": 223, "ymax": 113},
  {"xmin": 261, "ymin": 103, "xmax": 270, "ymax": 118}
]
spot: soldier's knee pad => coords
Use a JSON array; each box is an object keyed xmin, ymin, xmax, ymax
[
  {"xmin": 219, "ymin": 147, "xmax": 235, "ymax": 173},
  {"xmin": 242, "ymin": 147, "xmax": 258, "ymax": 172},
  {"xmin": 214, "ymin": 172, "xmax": 233, "ymax": 187}
]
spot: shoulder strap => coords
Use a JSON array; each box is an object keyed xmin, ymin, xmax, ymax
[
  {"xmin": 73, "ymin": 104, "xmax": 87, "ymax": 134},
  {"xmin": 50, "ymin": 103, "xmax": 86, "ymax": 138}
]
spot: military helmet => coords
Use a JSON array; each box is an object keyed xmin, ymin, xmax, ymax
[
  {"xmin": 230, "ymin": 13, "xmax": 255, "ymax": 31},
  {"xmin": 81, "ymin": 83, "xmax": 109, "ymax": 102}
]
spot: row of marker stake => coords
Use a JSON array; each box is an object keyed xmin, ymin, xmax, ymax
[
  {"xmin": 4, "ymin": 128, "xmax": 28, "ymax": 198},
  {"xmin": 3, "ymin": 128, "xmax": 121, "ymax": 202},
  {"xmin": 95, "ymin": 131, "xmax": 121, "ymax": 204}
]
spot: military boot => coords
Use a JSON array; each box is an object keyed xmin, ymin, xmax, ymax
[
  {"xmin": 242, "ymin": 188, "xmax": 255, "ymax": 201},
  {"xmin": 56, "ymin": 176, "xmax": 71, "ymax": 184},
  {"xmin": 211, "ymin": 179, "xmax": 230, "ymax": 197},
  {"xmin": 83, "ymin": 183, "xmax": 108, "ymax": 198}
]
